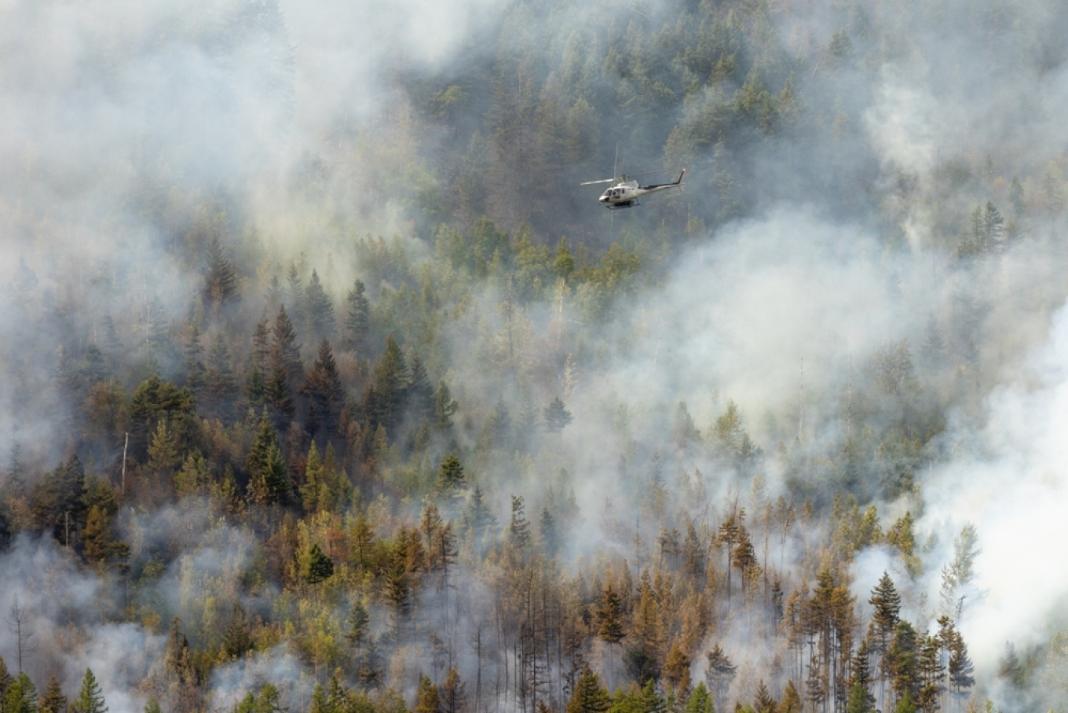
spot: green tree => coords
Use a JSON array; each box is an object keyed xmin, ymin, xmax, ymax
[
  {"xmin": 305, "ymin": 270, "xmax": 336, "ymax": 342},
  {"xmin": 508, "ymin": 495, "xmax": 530, "ymax": 552},
  {"xmin": 3, "ymin": 673, "xmax": 36, "ymax": 713},
  {"xmin": 596, "ymin": 585, "xmax": 625, "ymax": 644},
  {"xmin": 684, "ymin": 683, "xmax": 714, "ymax": 713},
  {"xmin": 433, "ymin": 382, "xmax": 459, "ymax": 432},
  {"xmin": 302, "ymin": 340, "xmax": 344, "ymax": 441},
  {"xmin": 246, "ymin": 418, "xmax": 290, "ymax": 506},
  {"xmin": 304, "ymin": 543, "xmax": 335, "ymax": 584},
  {"xmin": 204, "ymin": 237, "xmax": 238, "ymax": 310},
  {"xmin": 567, "ymin": 668, "xmax": 610, "ymax": 713},
  {"xmin": 344, "ymin": 280, "xmax": 371, "ymax": 355},
  {"xmin": 73, "ymin": 669, "xmax": 107, "ymax": 713},
  {"xmin": 267, "ymin": 306, "xmax": 303, "ymax": 423}
]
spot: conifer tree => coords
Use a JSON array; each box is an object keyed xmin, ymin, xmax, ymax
[
  {"xmin": 4, "ymin": 672, "xmax": 36, "ymax": 713},
  {"xmin": 266, "ymin": 306, "xmax": 303, "ymax": 424},
  {"xmin": 566, "ymin": 668, "xmax": 609, "ymax": 713},
  {"xmin": 777, "ymin": 681, "xmax": 802, "ymax": 713},
  {"xmin": 204, "ymin": 237, "xmax": 238, "ymax": 310},
  {"xmin": 509, "ymin": 495, "xmax": 531, "ymax": 552},
  {"xmin": 947, "ymin": 631, "xmax": 974, "ymax": 698},
  {"xmin": 595, "ymin": 585, "xmax": 625, "ymax": 644},
  {"xmin": 182, "ymin": 324, "xmax": 205, "ymax": 395},
  {"xmin": 753, "ymin": 681, "xmax": 775, "ymax": 713},
  {"xmin": 407, "ymin": 356, "xmax": 435, "ymax": 423},
  {"xmin": 544, "ymin": 396, "xmax": 573, "ymax": 433},
  {"xmin": 705, "ymin": 645, "xmax": 736, "ymax": 710},
  {"xmin": 414, "ymin": 675, "xmax": 440, "ymax": 713},
  {"xmin": 344, "ymin": 279, "xmax": 371, "ymax": 355},
  {"xmin": 869, "ymin": 572, "xmax": 902, "ymax": 655},
  {"xmin": 684, "ymin": 682, "xmax": 714, "ymax": 713},
  {"xmin": 464, "ymin": 485, "xmax": 496, "ymax": 552},
  {"xmin": 144, "ymin": 698, "xmax": 162, "ymax": 713},
  {"xmin": 437, "ymin": 454, "xmax": 466, "ymax": 493},
  {"xmin": 539, "ymin": 507, "xmax": 559, "ymax": 557},
  {"xmin": 439, "ymin": 668, "xmax": 466, "ymax": 713},
  {"xmin": 305, "ymin": 270, "xmax": 335, "ymax": 342},
  {"xmin": 304, "ymin": 543, "xmax": 335, "ymax": 584},
  {"xmin": 433, "ymin": 382, "xmax": 459, "ymax": 433},
  {"xmin": 74, "ymin": 668, "xmax": 107, "ymax": 713},
  {"xmin": 303, "ymin": 340, "xmax": 343, "ymax": 440},
  {"xmin": 246, "ymin": 418, "xmax": 290, "ymax": 506},
  {"xmin": 204, "ymin": 334, "xmax": 237, "ymax": 420},
  {"xmin": 369, "ymin": 336, "xmax": 408, "ymax": 433}
]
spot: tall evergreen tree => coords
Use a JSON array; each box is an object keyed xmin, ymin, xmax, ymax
[
  {"xmin": 266, "ymin": 306, "xmax": 303, "ymax": 424},
  {"xmin": 303, "ymin": 340, "xmax": 344, "ymax": 440},
  {"xmin": 344, "ymin": 279, "xmax": 371, "ymax": 355},
  {"xmin": 204, "ymin": 237, "xmax": 238, "ymax": 310},
  {"xmin": 73, "ymin": 668, "xmax": 107, "ymax": 713},
  {"xmin": 566, "ymin": 668, "xmax": 609, "ymax": 713},
  {"xmin": 246, "ymin": 418, "xmax": 290, "ymax": 506},
  {"xmin": 305, "ymin": 270, "xmax": 335, "ymax": 342}
]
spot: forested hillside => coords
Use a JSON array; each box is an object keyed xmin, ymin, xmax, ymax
[{"xmin": 1, "ymin": 1, "xmax": 1067, "ymax": 713}]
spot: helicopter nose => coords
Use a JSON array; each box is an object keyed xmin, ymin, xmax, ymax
[{"xmin": 599, "ymin": 195, "xmax": 607, "ymax": 202}]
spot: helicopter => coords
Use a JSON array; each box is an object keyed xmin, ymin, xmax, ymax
[{"xmin": 580, "ymin": 168, "xmax": 686, "ymax": 209}]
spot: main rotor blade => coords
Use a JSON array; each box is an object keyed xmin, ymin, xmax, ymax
[{"xmin": 580, "ymin": 178, "xmax": 616, "ymax": 186}]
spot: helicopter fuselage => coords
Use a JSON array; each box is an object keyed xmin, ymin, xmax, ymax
[{"xmin": 597, "ymin": 169, "xmax": 685, "ymax": 208}]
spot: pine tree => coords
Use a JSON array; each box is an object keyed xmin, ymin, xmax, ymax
[
  {"xmin": 684, "ymin": 682, "xmax": 714, "ymax": 713},
  {"xmin": 266, "ymin": 306, "xmax": 302, "ymax": 424},
  {"xmin": 705, "ymin": 645, "xmax": 736, "ymax": 710},
  {"xmin": 947, "ymin": 631, "xmax": 974, "ymax": 698},
  {"xmin": 509, "ymin": 495, "xmax": 531, "ymax": 552},
  {"xmin": 143, "ymin": 698, "xmax": 162, "ymax": 713},
  {"xmin": 433, "ymin": 382, "xmax": 459, "ymax": 432},
  {"xmin": 566, "ymin": 668, "xmax": 609, "ymax": 713},
  {"xmin": 303, "ymin": 340, "xmax": 344, "ymax": 440},
  {"xmin": 247, "ymin": 319, "xmax": 271, "ymax": 406},
  {"xmin": 464, "ymin": 485, "xmax": 496, "ymax": 552},
  {"xmin": 596, "ymin": 585, "xmax": 625, "ymax": 644},
  {"xmin": 407, "ymin": 356, "xmax": 436, "ymax": 430},
  {"xmin": 777, "ymin": 681, "xmax": 802, "ymax": 713},
  {"xmin": 544, "ymin": 396, "xmax": 573, "ymax": 433},
  {"xmin": 304, "ymin": 543, "xmax": 335, "ymax": 584},
  {"xmin": 204, "ymin": 334, "xmax": 237, "ymax": 420},
  {"xmin": 147, "ymin": 418, "xmax": 181, "ymax": 474},
  {"xmin": 246, "ymin": 418, "xmax": 290, "ymax": 506},
  {"xmin": 344, "ymin": 280, "xmax": 371, "ymax": 354},
  {"xmin": 4, "ymin": 672, "xmax": 36, "ymax": 713},
  {"xmin": 305, "ymin": 270, "xmax": 336, "ymax": 342},
  {"xmin": 753, "ymin": 681, "xmax": 776, "ymax": 713},
  {"xmin": 82, "ymin": 504, "xmax": 127, "ymax": 570},
  {"xmin": 439, "ymin": 668, "xmax": 466, "ymax": 713},
  {"xmin": 369, "ymin": 336, "xmax": 408, "ymax": 433},
  {"xmin": 74, "ymin": 668, "xmax": 107, "ymax": 713},
  {"xmin": 414, "ymin": 674, "xmax": 440, "ymax": 713},
  {"xmin": 182, "ymin": 324, "xmax": 205, "ymax": 395},
  {"xmin": 175, "ymin": 450, "xmax": 210, "ymax": 498},
  {"xmin": 845, "ymin": 683, "xmax": 873, "ymax": 713},
  {"xmin": 539, "ymin": 507, "xmax": 559, "ymax": 556},
  {"xmin": 869, "ymin": 572, "xmax": 902, "ymax": 655},
  {"xmin": 204, "ymin": 237, "xmax": 238, "ymax": 310},
  {"xmin": 437, "ymin": 455, "xmax": 466, "ymax": 509}
]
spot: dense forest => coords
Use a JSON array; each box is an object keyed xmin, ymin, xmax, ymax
[{"xmin": 1, "ymin": 1, "xmax": 1067, "ymax": 713}]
